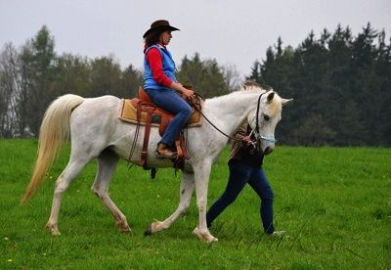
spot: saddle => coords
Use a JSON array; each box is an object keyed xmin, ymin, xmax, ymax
[{"xmin": 119, "ymin": 88, "xmax": 202, "ymax": 169}]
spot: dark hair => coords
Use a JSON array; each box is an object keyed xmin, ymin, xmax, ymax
[{"xmin": 144, "ymin": 30, "xmax": 162, "ymax": 51}]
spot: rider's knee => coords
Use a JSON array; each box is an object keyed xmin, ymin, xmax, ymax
[{"xmin": 184, "ymin": 104, "xmax": 193, "ymax": 117}]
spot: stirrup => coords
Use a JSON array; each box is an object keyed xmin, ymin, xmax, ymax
[{"xmin": 155, "ymin": 148, "xmax": 177, "ymax": 160}]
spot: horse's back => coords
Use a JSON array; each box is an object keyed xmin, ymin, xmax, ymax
[{"xmin": 69, "ymin": 95, "xmax": 123, "ymax": 149}]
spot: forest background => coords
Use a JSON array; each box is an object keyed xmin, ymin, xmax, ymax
[{"xmin": 0, "ymin": 23, "xmax": 390, "ymax": 146}]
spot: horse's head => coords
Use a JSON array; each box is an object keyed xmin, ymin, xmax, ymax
[{"xmin": 247, "ymin": 90, "xmax": 292, "ymax": 155}]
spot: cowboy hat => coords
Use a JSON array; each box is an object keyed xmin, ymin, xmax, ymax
[{"xmin": 143, "ymin": 20, "xmax": 180, "ymax": 38}]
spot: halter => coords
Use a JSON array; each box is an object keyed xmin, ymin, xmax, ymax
[{"xmin": 251, "ymin": 92, "xmax": 277, "ymax": 144}]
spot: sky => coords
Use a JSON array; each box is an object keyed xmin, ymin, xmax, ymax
[{"xmin": 1, "ymin": 0, "xmax": 390, "ymax": 78}]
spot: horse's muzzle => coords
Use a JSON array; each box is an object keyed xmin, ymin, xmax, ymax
[{"xmin": 263, "ymin": 146, "xmax": 274, "ymax": 155}]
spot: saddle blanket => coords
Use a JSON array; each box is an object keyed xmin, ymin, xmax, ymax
[{"xmin": 119, "ymin": 99, "xmax": 202, "ymax": 128}]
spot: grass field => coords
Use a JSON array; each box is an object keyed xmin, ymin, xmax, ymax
[{"xmin": 0, "ymin": 139, "xmax": 390, "ymax": 270}]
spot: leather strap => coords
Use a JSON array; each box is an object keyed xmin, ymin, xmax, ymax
[
  {"xmin": 140, "ymin": 103, "xmax": 154, "ymax": 168},
  {"xmin": 175, "ymin": 139, "xmax": 183, "ymax": 160}
]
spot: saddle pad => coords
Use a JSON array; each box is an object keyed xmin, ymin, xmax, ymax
[{"xmin": 119, "ymin": 99, "xmax": 202, "ymax": 127}]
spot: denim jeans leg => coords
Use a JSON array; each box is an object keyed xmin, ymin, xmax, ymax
[
  {"xmin": 144, "ymin": 89, "xmax": 193, "ymax": 145},
  {"xmin": 248, "ymin": 168, "xmax": 275, "ymax": 234},
  {"xmin": 206, "ymin": 159, "xmax": 250, "ymax": 227}
]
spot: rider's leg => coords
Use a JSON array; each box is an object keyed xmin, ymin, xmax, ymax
[{"xmin": 144, "ymin": 88, "xmax": 192, "ymax": 158}]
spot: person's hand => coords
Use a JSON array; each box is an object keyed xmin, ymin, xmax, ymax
[
  {"xmin": 242, "ymin": 136, "xmax": 256, "ymax": 147},
  {"xmin": 182, "ymin": 88, "xmax": 194, "ymax": 99},
  {"xmin": 170, "ymin": 82, "xmax": 194, "ymax": 98},
  {"xmin": 242, "ymin": 136, "xmax": 252, "ymax": 144}
]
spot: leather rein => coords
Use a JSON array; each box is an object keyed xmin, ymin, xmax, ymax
[
  {"xmin": 192, "ymin": 92, "xmax": 273, "ymax": 144},
  {"xmin": 191, "ymin": 93, "xmax": 244, "ymax": 143}
]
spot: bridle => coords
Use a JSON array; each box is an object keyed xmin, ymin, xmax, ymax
[
  {"xmin": 252, "ymin": 92, "xmax": 277, "ymax": 144},
  {"xmin": 192, "ymin": 92, "xmax": 277, "ymax": 145}
]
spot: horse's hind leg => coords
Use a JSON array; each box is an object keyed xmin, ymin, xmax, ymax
[
  {"xmin": 145, "ymin": 171, "xmax": 195, "ymax": 235},
  {"xmin": 92, "ymin": 149, "xmax": 131, "ymax": 233},
  {"xmin": 46, "ymin": 156, "xmax": 90, "ymax": 235}
]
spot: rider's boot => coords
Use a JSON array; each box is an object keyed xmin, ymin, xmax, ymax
[{"xmin": 155, "ymin": 143, "xmax": 177, "ymax": 160}]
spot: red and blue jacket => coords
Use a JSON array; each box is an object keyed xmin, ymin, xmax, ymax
[{"xmin": 143, "ymin": 43, "xmax": 177, "ymax": 90}]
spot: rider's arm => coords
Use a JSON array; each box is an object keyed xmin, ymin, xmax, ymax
[
  {"xmin": 145, "ymin": 48, "xmax": 173, "ymax": 87},
  {"xmin": 170, "ymin": 82, "xmax": 194, "ymax": 98},
  {"xmin": 146, "ymin": 48, "xmax": 193, "ymax": 98}
]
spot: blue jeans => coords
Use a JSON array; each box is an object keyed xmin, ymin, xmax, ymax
[
  {"xmin": 206, "ymin": 159, "xmax": 275, "ymax": 234},
  {"xmin": 144, "ymin": 88, "xmax": 193, "ymax": 146}
]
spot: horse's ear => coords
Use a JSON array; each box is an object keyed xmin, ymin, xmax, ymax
[
  {"xmin": 281, "ymin": 98, "xmax": 293, "ymax": 106},
  {"xmin": 267, "ymin": 92, "xmax": 275, "ymax": 103}
]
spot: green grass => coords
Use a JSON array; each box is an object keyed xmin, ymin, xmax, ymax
[{"xmin": 0, "ymin": 139, "xmax": 390, "ymax": 270}]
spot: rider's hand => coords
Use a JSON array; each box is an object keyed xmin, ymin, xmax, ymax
[
  {"xmin": 171, "ymin": 82, "xmax": 194, "ymax": 98},
  {"xmin": 182, "ymin": 88, "xmax": 194, "ymax": 99}
]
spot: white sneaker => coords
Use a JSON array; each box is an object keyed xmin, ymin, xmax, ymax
[{"xmin": 270, "ymin": 230, "xmax": 286, "ymax": 237}]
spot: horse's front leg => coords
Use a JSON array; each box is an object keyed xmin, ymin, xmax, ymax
[
  {"xmin": 192, "ymin": 159, "xmax": 218, "ymax": 243},
  {"xmin": 145, "ymin": 171, "xmax": 195, "ymax": 235}
]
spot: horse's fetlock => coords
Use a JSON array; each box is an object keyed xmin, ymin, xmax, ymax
[
  {"xmin": 93, "ymin": 190, "xmax": 103, "ymax": 199},
  {"xmin": 178, "ymin": 205, "xmax": 189, "ymax": 215}
]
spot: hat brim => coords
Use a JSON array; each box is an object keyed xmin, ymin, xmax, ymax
[{"xmin": 143, "ymin": 25, "xmax": 179, "ymax": 38}]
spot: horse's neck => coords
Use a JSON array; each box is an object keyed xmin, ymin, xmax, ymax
[{"xmin": 203, "ymin": 91, "xmax": 263, "ymax": 136}]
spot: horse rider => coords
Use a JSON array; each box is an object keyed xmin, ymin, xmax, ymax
[{"xmin": 143, "ymin": 19, "xmax": 194, "ymax": 159}]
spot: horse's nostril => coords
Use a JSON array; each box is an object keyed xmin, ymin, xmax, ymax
[{"xmin": 264, "ymin": 146, "xmax": 274, "ymax": 155}]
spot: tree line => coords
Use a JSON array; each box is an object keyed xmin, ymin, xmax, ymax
[
  {"xmin": 1, "ymin": 24, "xmax": 390, "ymax": 146},
  {"xmin": 249, "ymin": 23, "xmax": 391, "ymax": 146}
]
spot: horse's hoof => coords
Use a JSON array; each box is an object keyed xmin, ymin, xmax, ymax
[
  {"xmin": 144, "ymin": 225, "xmax": 153, "ymax": 236},
  {"xmin": 192, "ymin": 227, "xmax": 218, "ymax": 243},
  {"xmin": 144, "ymin": 220, "xmax": 165, "ymax": 236},
  {"xmin": 120, "ymin": 226, "xmax": 132, "ymax": 234},
  {"xmin": 116, "ymin": 219, "xmax": 131, "ymax": 233},
  {"xmin": 46, "ymin": 223, "xmax": 61, "ymax": 236},
  {"xmin": 51, "ymin": 230, "xmax": 61, "ymax": 236}
]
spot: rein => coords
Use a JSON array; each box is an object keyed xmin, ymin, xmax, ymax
[
  {"xmin": 191, "ymin": 93, "xmax": 244, "ymax": 143},
  {"xmin": 192, "ymin": 92, "xmax": 276, "ymax": 144}
]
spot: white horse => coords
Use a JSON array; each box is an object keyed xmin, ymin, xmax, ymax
[{"xmin": 22, "ymin": 86, "xmax": 292, "ymax": 243}]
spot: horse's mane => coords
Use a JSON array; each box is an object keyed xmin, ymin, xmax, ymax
[
  {"xmin": 206, "ymin": 86, "xmax": 267, "ymax": 103},
  {"xmin": 206, "ymin": 86, "xmax": 283, "ymax": 117}
]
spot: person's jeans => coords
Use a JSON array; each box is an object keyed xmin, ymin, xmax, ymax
[
  {"xmin": 206, "ymin": 159, "xmax": 275, "ymax": 234},
  {"xmin": 144, "ymin": 88, "xmax": 193, "ymax": 146}
]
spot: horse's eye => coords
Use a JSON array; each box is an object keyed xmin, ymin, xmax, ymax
[{"xmin": 264, "ymin": 114, "xmax": 270, "ymax": 121}]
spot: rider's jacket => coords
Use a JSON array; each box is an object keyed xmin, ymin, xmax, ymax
[{"xmin": 144, "ymin": 44, "xmax": 177, "ymax": 90}]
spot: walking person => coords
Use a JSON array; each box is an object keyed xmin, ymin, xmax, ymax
[{"xmin": 206, "ymin": 82, "xmax": 285, "ymax": 236}]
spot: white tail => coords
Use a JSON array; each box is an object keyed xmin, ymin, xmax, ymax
[{"xmin": 21, "ymin": 94, "xmax": 84, "ymax": 203}]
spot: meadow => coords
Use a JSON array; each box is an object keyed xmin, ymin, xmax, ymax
[{"xmin": 0, "ymin": 139, "xmax": 390, "ymax": 270}]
